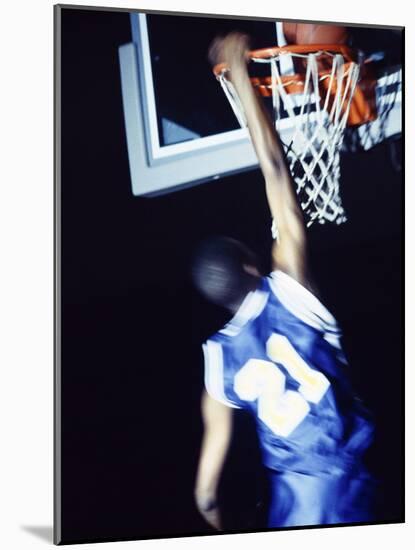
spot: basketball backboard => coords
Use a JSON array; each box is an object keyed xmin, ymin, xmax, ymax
[{"xmin": 118, "ymin": 11, "xmax": 402, "ymax": 197}]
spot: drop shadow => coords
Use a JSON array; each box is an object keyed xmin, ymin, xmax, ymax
[{"xmin": 21, "ymin": 525, "xmax": 53, "ymax": 544}]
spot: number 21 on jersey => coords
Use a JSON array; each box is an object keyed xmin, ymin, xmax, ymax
[{"xmin": 233, "ymin": 334, "xmax": 330, "ymax": 437}]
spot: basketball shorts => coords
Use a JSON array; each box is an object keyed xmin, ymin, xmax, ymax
[{"xmin": 266, "ymin": 466, "xmax": 377, "ymax": 528}]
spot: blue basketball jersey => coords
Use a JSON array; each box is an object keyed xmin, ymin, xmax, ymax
[{"xmin": 203, "ymin": 270, "xmax": 374, "ymax": 475}]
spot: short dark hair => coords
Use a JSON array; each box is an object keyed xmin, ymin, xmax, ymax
[{"xmin": 191, "ymin": 236, "xmax": 259, "ymax": 309}]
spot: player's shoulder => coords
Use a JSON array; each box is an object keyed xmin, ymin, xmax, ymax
[{"xmin": 267, "ymin": 269, "xmax": 340, "ymax": 334}]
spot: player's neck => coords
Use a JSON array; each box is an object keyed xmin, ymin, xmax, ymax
[{"xmin": 228, "ymin": 276, "xmax": 261, "ymax": 314}]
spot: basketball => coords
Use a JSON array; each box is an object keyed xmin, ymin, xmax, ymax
[
  {"xmin": 283, "ymin": 23, "xmax": 348, "ymax": 46},
  {"xmin": 283, "ymin": 23, "xmax": 349, "ymax": 72}
]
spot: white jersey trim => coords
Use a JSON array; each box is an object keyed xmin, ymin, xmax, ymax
[
  {"xmin": 220, "ymin": 289, "xmax": 269, "ymax": 337},
  {"xmin": 203, "ymin": 340, "xmax": 241, "ymax": 409},
  {"xmin": 269, "ymin": 270, "xmax": 342, "ymax": 344}
]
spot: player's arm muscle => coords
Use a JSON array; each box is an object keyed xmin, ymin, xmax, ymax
[
  {"xmin": 194, "ymin": 390, "xmax": 233, "ymax": 530},
  {"xmin": 210, "ymin": 34, "xmax": 308, "ymax": 285}
]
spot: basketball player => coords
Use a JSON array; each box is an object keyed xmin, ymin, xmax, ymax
[{"xmin": 192, "ymin": 32, "xmax": 376, "ymax": 531}]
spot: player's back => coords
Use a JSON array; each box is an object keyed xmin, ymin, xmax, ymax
[{"xmin": 203, "ymin": 270, "xmax": 374, "ymax": 475}]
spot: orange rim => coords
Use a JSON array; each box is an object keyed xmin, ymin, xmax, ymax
[
  {"xmin": 249, "ymin": 61, "xmax": 357, "ymax": 95},
  {"xmin": 212, "ymin": 43, "xmax": 377, "ymax": 126},
  {"xmin": 213, "ymin": 43, "xmax": 356, "ymax": 77}
]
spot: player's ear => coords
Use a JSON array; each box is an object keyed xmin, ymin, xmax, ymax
[
  {"xmin": 208, "ymin": 36, "xmax": 224, "ymax": 67},
  {"xmin": 243, "ymin": 264, "xmax": 260, "ymax": 277}
]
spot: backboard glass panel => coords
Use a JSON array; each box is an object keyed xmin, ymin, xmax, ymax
[
  {"xmin": 145, "ymin": 14, "xmax": 281, "ymax": 146},
  {"xmin": 119, "ymin": 12, "xmax": 402, "ymax": 197}
]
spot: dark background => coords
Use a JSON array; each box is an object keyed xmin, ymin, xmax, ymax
[{"xmin": 59, "ymin": 7, "xmax": 404, "ymax": 544}]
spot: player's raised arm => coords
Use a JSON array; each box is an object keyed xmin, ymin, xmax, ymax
[
  {"xmin": 194, "ymin": 390, "xmax": 233, "ymax": 530},
  {"xmin": 209, "ymin": 33, "xmax": 309, "ymax": 287}
]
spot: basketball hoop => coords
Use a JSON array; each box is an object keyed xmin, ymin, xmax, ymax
[{"xmin": 213, "ymin": 44, "xmax": 377, "ymax": 227}]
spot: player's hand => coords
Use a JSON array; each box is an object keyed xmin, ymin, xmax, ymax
[
  {"xmin": 199, "ymin": 504, "xmax": 222, "ymax": 531},
  {"xmin": 194, "ymin": 491, "xmax": 223, "ymax": 531},
  {"xmin": 208, "ymin": 32, "xmax": 251, "ymax": 74}
]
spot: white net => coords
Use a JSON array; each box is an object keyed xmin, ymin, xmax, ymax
[{"xmin": 217, "ymin": 50, "xmax": 361, "ymax": 227}]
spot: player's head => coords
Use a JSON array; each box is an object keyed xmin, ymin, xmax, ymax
[{"xmin": 191, "ymin": 236, "xmax": 261, "ymax": 312}]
